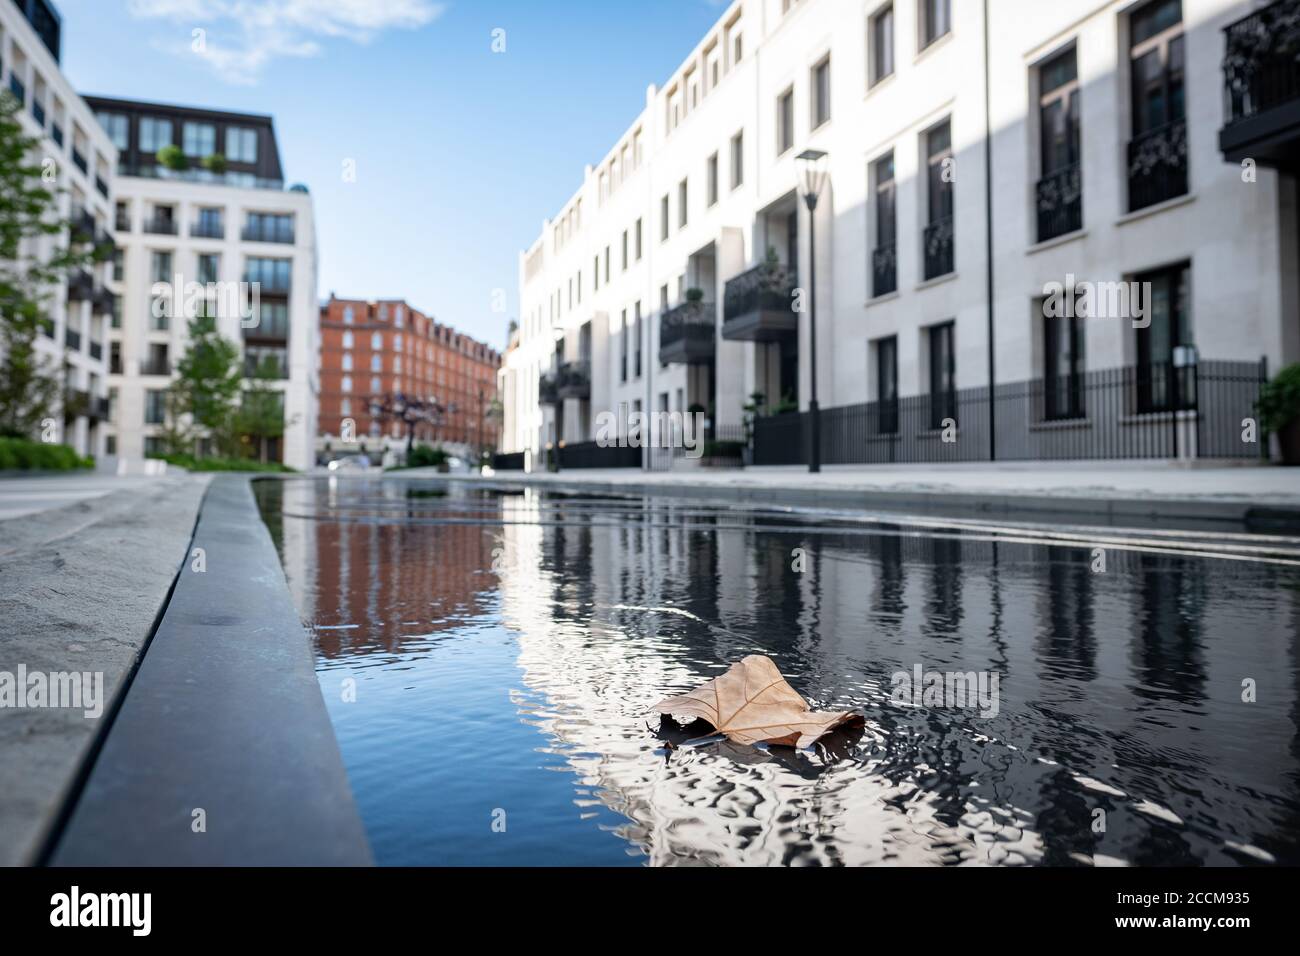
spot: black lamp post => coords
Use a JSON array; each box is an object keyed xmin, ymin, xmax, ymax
[{"xmin": 796, "ymin": 148, "xmax": 829, "ymax": 473}]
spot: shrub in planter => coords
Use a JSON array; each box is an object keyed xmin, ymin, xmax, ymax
[
  {"xmin": 156, "ymin": 145, "xmax": 188, "ymax": 171},
  {"xmin": 201, "ymin": 153, "xmax": 228, "ymax": 175},
  {"xmin": 1257, "ymin": 362, "xmax": 1300, "ymax": 464},
  {"xmin": 0, "ymin": 437, "xmax": 94, "ymax": 470}
]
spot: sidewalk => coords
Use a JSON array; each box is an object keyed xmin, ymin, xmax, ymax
[
  {"xmin": 454, "ymin": 460, "xmax": 1300, "ymax": 530},
  {"xmin": 0, "ymin": 472, "xmax": 171, "ymax": 521}
]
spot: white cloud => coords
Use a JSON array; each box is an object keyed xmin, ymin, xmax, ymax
[{"xmin": 127, "ymin": 0, "xmax": 445, "ymax": 84}]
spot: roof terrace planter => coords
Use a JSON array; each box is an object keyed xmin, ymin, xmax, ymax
[
  {"xmin": 557, "ymin": 360, "xmax": 591, "ymax": 400},
  {"xmin": 722, "ymin": 262, "xmax": 798, "ymax": 342},
  {"xmin": 659, "ymin": 300, "xmax": 717, "ymax": 365},
  {"xmin": 1220, "ymin": 0, "xmax": 1300, "ymax": 170}
]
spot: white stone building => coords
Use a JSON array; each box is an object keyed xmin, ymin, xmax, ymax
[
  {"xmin": 1, "ymin": 0, "xmax": 115, "ymax": 458},
  {"xmin": 86, "ymin": 97, "xmax": 319, "ymax": 471},
  {"xmin": 501, "ymin": 0, "xmax": 1298, "ymax": 467}
]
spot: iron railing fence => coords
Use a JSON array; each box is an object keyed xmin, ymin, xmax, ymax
[{"xmin": 753, "ymin": 360, "xmax": 1267, "ymax": 465}]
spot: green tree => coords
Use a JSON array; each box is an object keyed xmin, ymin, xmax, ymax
[
  {"xmin": 0, "ymin": 92, "xmax": 101, "ymax": 438},
  {"xmin": 236, "ymin": 354, "xmax": 286, "ymax": 463},
  {"xmin": 171, "ymin": 314, "xmax": 242, "ymax": 457}
]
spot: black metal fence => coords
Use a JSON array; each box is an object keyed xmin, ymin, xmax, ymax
[
  {"xmin": 753, "ymin": 360, "xmax": 1267, "ymax": 465},
  {"xmin": 557, "ymin": 440, "xmax": 641, "ymax": 469},
  {"xmin": 492, "ymin": 451, "xmax": 525, "ymax": 471}
]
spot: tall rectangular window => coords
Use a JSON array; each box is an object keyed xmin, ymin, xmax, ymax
[
  {"xmin": 920, "ymin": 0, "xmax": 951, "ymax": 50},
  {"xmin": 145, "ymin": 389, "xmax": 167, "ymax": 425},
  {"xmin": 777, "ymin": 87, "xmax": 794, "ymax": 154},
  {"xmin": 97, "ymin": 112, "xmax": 128, "ymax": 149},
  {"xmin": 182, "ymin": 122, "xmax": 215, "ymax": 157},
  {"xmin": 634, "ymin": 218, "xmax": 643, "ymax": 260},
  {"xmin": 1042, "ymin": 301, "xmax": 1084, "ymax": 420},
  {"xmin": 1128, "ymin": 0, "xmax": 1186, "ymax": 211},
  {"xmin": 811, "ymin": 57, "xmax": 831, "ymax": 128},
  {"xmin": 620, "ymin": 309, "xmax": 628, "ymax": 382},
  {"xmin": 634, "ymin": 302, "xmax": 642, "ymax": 377},
  {"xmin": 731, "ymin": 131, "xmax": 744, "ymax": 188},
  {"xmin": 1037, "ymin": 47, "xmax": 1082, "ymax": 241},
  {"xmin": 871, "ymin": 5, "xmax": 895, "ymax": 86},
  {"xmin": 927, "ymin": 321, "xmax": 955, "ymax": 429},
  {"xmin": 872, "ymin": 152, "xmax": 897, "ymax": 297},
  {"xmin": 1135, "ymin": 263, "xmax": 1193, "ymax": 412},
  {"xmin": 621, "ymin": 230, "xmax": 628, "ymax": 270},
  {"xmin": 924, "ymin": 121, "xmax": 954, "ymax": 279},
  {"xmin": 875, "ymin": 335, "xmax": 898, "ymax": 433},
  {"xmin": 660, "ymin": 195, "xmax": 670, "ymax": 240},
  {"xmin": 707, "ymin": 152, "xmax": 719, "ymax": 206},
  {"xmin": 226, "ymin": 126, "xmax": 258, "ymax": 163},
  {"xmin": 678, "ymin": 179, "xmax": 688, "ymax": 228}
]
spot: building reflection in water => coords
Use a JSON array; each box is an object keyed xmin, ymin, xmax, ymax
[{"xmin": 261, "ymin": 479, "xmax": 1300, "ymax": 867}]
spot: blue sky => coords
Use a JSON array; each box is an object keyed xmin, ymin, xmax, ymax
[{"xmin": 56, "ymin": 0, "xmax": 728, "ymax": 349}]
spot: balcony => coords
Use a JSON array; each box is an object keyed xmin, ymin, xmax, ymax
[
  {"xmin": 89, "ymin": 339, "xmax": 103, "ymax": 361},
  {"xmin": 191, "ymin": 221, "xmax": 225, "ymax": 240},
  {"xmin": 1127, "ymin": 119, "xmax": 1188, "ymax": 212},
  {"xmin": 89, "ymin": 396, "xmax": 110, "ymax": 421},
  {"xmin": 922, "ymin": 216, "xmax": 954, "ymax": 280},
  {"xmin": 143, "ymin": 216, "xmax": 178, "ymax": 236},
  {"xmin": 721, "ymin": 261, "xmax": 798, "ymax": 342},
  {"xmin": 66, "ymin": 269, "xmax": 93, "ymax": 301},
  {"xmin": 64, "ymin": 328, "xmax": 81, "ymax": 351},
  {"xmin": 141, "ymin": 357, "xmax": 171, "ymax": 376},
  {"xmin": 871, "ymin": 242, "xmax": 897, "ymax": 297},
  {"xmin": 1220, "ymin": 0, "xmax": 1300, "ymax": 171},
  {"xmin": 557, "ymin": 360, "xmax": 591, "ymax": 400},
  {"xmin": 658, "ymin": 300, "xmax": 716, "ymax": 365},
  {"xmin": 1036, "ymin": 162, "xmax": 1082, "ymax": 242},
  {"xmin": 538, "ymin": 372, "xmax": 559, "ymax": 405},
  {"xmin": 241, "ymin": 222, "xmax": 295, "ymax": 244},
  {"xmin": 120, "ymin": 163, "xmax": 287, "ymax": 192},
  {"xmin": 115, "ymin": 209, "xmax": 130, "ymax": 231},
  {"xmin": 62, "ymin": 389, "xmax": 89, "ymax": 422},
  {"xmin": 92, "ymin": 287, "xmax": 115, "ymax": 316},
  {"xmin": 69, "ymin": 207, "xmax": 96, "ymax": 242}
]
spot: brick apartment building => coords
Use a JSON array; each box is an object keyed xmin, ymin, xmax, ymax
[{"xmin": 318, "ymin": 296, "xmax": 501, "ymax": 462}]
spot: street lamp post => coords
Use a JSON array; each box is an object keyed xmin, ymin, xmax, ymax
[{"xmin": 796, "ymin": 149, "xmax": 829, "ymax": 473}]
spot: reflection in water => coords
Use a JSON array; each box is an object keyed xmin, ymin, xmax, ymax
[{"xmin": 256, "ymin": 478, "xmax": 1300, "ymax": 867}]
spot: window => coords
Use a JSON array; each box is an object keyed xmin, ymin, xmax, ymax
[
  {"xmin": 395, "ymin": 305, "xmax": 405, "ymax": 328},
  {"xmin": 150, "ymin": 250, "xmax": 172, "ymax": 284},
  {"xmin": 182, "ymin": 122, "xmax": 216, "ymax": 157},
  {"xmin": 604, "ymin": 246, "xmax": 611, "ymax": 282},
  {"xmin": 370, "ymin": 376, "xmax": 382, "ymax": 395},
  {"xmin": 342, "ymin": 330, "xmax": 354, "ymax": 348},
  {"xmin": 777, "ymin": 87, "xmax": 794, "ymax": 155},
  {"xmin": 920, "ymin": 0, "xmax": 951, "ymax": 50},
  {"xmin": 875, "ymin": 336, "xmax": 898, "ymax": 433},
  {"xmin": 621, "ymin": 230, "xmax": 628, "ymax": 270},
  {"xmin": 245, "ymin": 212, "xmax": 294, "ymax": 243},
  {"xmin": 872, "ymin": 152, "xmax": 897, "ymax": 296},
  {"xmin": 139, "ymin": 117, "xmax": 172, "ymax": 152},
  {"xmin": 341, "ymin": 375, "xmax": 352, "ymax": 393},
  {"xmin": 97, "ymin": 112, "xmax": 128, "ymax": 149},
  {"xmin": 927, "ymin": 322, "xmax": 956, "ymax": 429},
  {"xmin": 635, "ymin": 218, "xmax": 643, "ymax": 260},
  {"xmin": 660, "ymin": 195, "xmax": 670, "ymax": 240},
  {"xmin": 870, "ymin": 5, "xmax": 895, "ymax": 86},
  {"xmin": 620, "ymin": 309, "xmax": 628, "ymax": 382},
  {"xmin": 811, "ymin": 57, "xmax": 831, "ymax": 128},
  {"xmin": 343, "ymin": 306, "xmax": 354, "ymax": 325},
  {"xmin": 340, "ymin": 398, "xmax": 351, "ymax": 416},
  {"xmin": 197, "ymin": 253, "xmax": 219, "ymax": 285},
  {"xmin": 1135, "ymin": 263, "xmax": 1193, "ymax": 412},
  {"xmin": 707, "ymin": 152, "xmax": 719, "ymax": 206},
  {"xmin": 634, "ymin": 302, "xmax": 642, "ymax": 377},
  {"xmin": 924, "ymin": 121, "xmax": 954, "ymax": 279},
  {"xmin": 145, "ymin": 389, "xmax": 166, "ymax": 425},
  {"xmin": 244, "ymin": 257, "xmax": 290, "ymax": 292},
  {"xmin": 226, "ymin": 126, "xmax": 257, "ymax": 163},
  {"xmin": 734, "ymin": 33, "xmax": 743, "ymax": 63},
  {"xmin": 1037, "ymin": 47, "xmax": 1081, "ymax": 241},
  {"xmin": 342, "ymin": 353, "xmax": 353, "ymax": 372},
  {"xmin": 1042, "ymin": 298, "xmax": 1084, "ymax": 421},
  {"xmin": 731, "ymin": 131, "xmax": 744, "ymax": 188},
  {"xmin": 1128, "ymin": 0, "xmax": 1185, "ymax": 211},
  {"xmin": 678, "ymin": 179, "xmax": 688, "ymax": 228}
]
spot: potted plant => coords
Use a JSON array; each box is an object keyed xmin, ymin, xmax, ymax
[
  {"xmin": 1257, "ymin": 362, "xmax": 1300, "ymax": 465},
  {"xmin": 156, "ymin": 144, "xmax": 188, "ymax": 172},
  {"xmin": 685, "ymin": 286, "xmax": 704, "ymax": 303},
  {"xmin": 201, "ymin": 153, "xmax": 229, "ymax": 175}
]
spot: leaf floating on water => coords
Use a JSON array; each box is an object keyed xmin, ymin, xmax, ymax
[{"xmin": 653, "ymin": 654, "xmax": 861, "ymax": 749}]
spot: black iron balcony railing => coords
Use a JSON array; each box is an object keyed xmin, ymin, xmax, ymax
[
  {"xmin": 141, "ymin": 357, "xmax": 171, "ymax": 376},
  {"xmin": 66, "ymin": 269, "xmax": 93, "ymax": 301},
  {"xmin": 90, "ymin": 396, "xmax": 110, "ymax": 420},
  {"xmin": 557, "ymin": 359, "xmax": 591, "ymax": 399},
  {"xmin": 1224, "ymin": 0, "xmax": 1300, "ymax": 126},
  {"xmin": 243, "ymin": 313, "xmax": 290, "ymax": 340},
  {"xmin": 1036, "ymin": 162, "xmax": 1083, "ymax": 242},
  {"xmin": 244, "ymin": 273, "xmax": 291, "ymax": 295},
  {"xmin": 241, "ymin": 222, "xmax": 295, "ymax": 244},
  {"xmin": 538, "ymin": 372, "xmax": 559, "ymax": 405},
  {"xmin": 871, "ymin": 242, "xmax": 897, "ymax": 297},
  {"xmin": 1128, "ymin": 119, "xmax": 1188, "ymax": 212},
  {"xmin": 64, "ymin": 328, "xmax": 81, "ymax": 351},
  {"xmin": 69, "ymin": 207, "xmax": 96, "ymax": 241},
  {"xmin": 92, "ymin": 287, "xmax": 115, "ymax": 316},
  {"xmin": 922, "ymin": 216, "xmax": 954, "ymax": 280},
  {"xmin": 191, "ymin": 220, "xmax": 225, "ymax": 239},
  {"xmin": 244, "ymin": 352, "xmax": 289, "ymax": 379},
  {"xmin": 109, "ymin": 354, "xmax": 123, "ymax": 375},
  {"xmin": 114, "ymin": 209, "xmax": 130, "ymax": 231},
  {"xmin": 143, "ymin": 216, "xmax": 178, "ymax": 235},
  {"xmin": 722, "ymin": 261, "xmax": 798, "ymax": 341},
  {"xmin": 659, "ymin": 299, "xmax": 716, "ymax": 364}
]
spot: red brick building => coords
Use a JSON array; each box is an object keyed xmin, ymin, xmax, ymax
[{"xmin": 318, "ymin": 296, "xmax": 501, "ymax": 460}]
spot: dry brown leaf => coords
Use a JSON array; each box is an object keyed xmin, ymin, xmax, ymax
[{"xmin": 653, "ymin": 655, "xmax": 859, "ymax": 749}]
